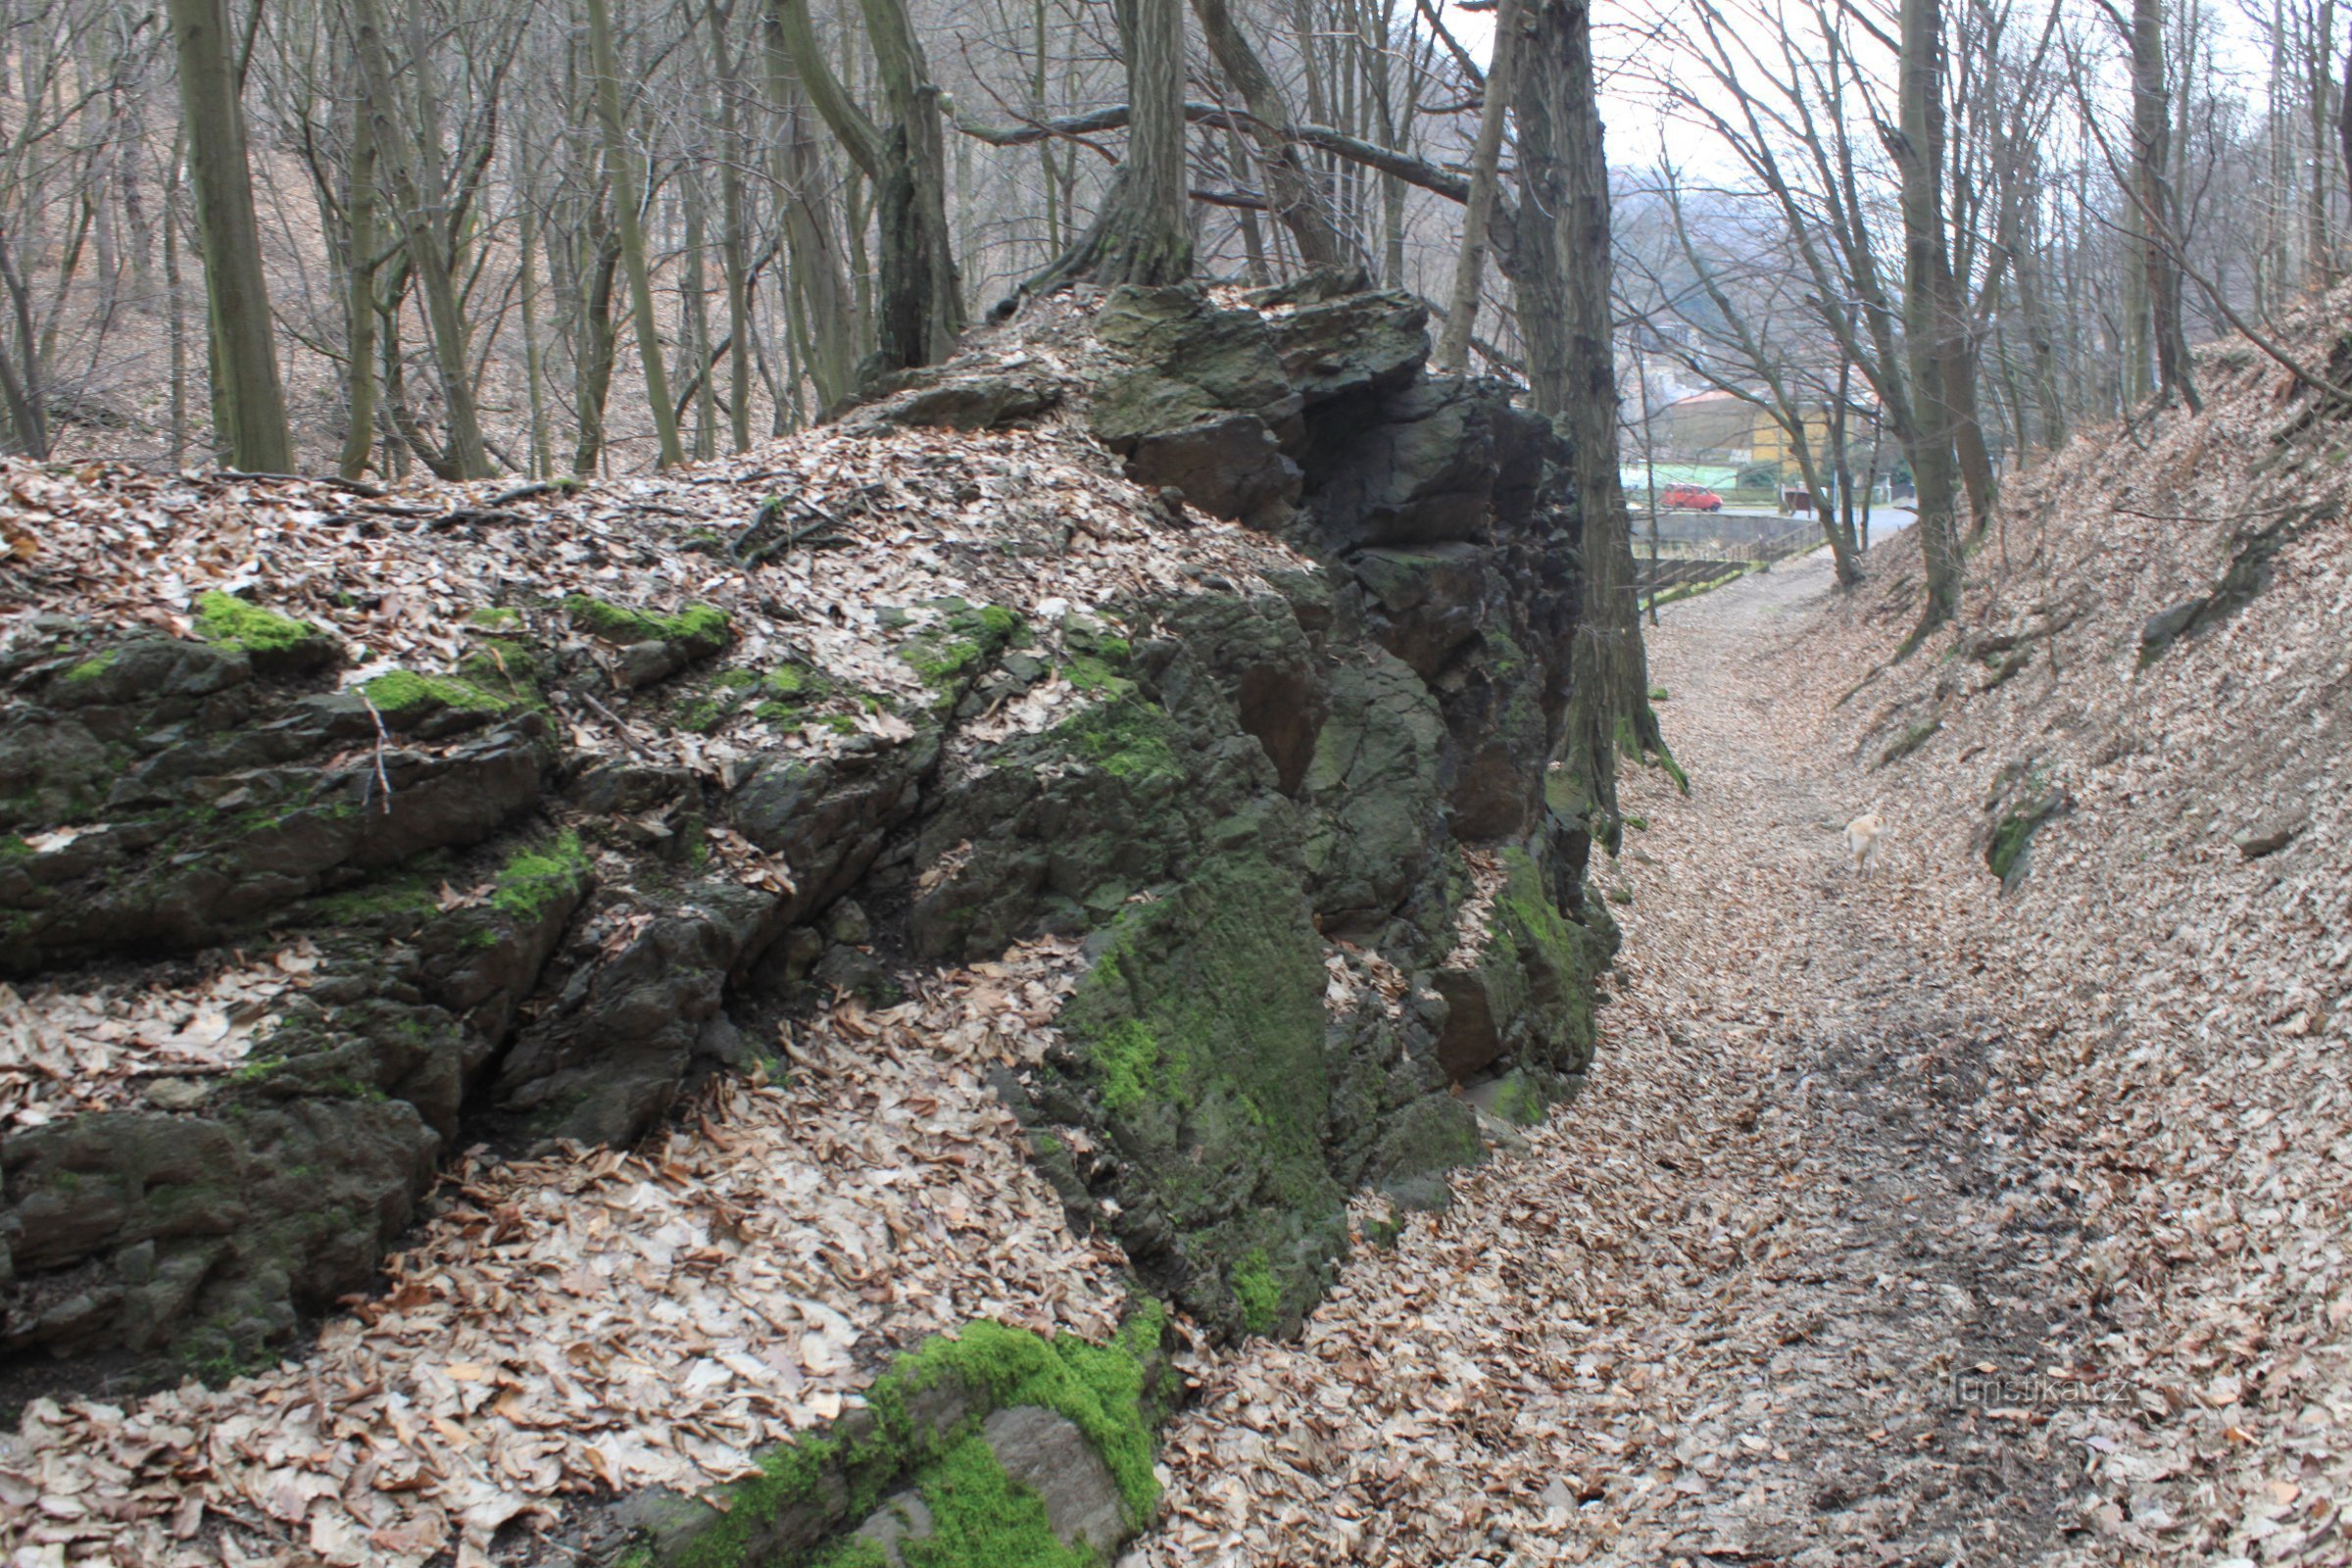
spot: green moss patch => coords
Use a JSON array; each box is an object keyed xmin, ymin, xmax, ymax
[
  {"xmin": 1875, "ymin": 714, "xmax": 1941, "ymax": 768},
  {"xmin": 565, "ymin": 596, "xmax": 733, "ymax": 655},
  {"xmin": 1231, "ymin": 1250, "xmax": 1281, "ymax": 1336},
  {"xmin": 360, "ymin": 669, "xmax": 514, "ymax": 724},
  {"xmin": 1051, "ymin": 695, "xmax": 1180, "ymax": 783},
  {"xmin": 492, "ymin": 832, "xmax": 590, "ymax": 921},
  {"xmin": 656, "ymin": 1310, "xmax": 1166, "ymax": 1568},
  {"xmin": 1985, "ymin": 790, "xmax": 2069, "ymax": 888},
  {"xmin": 898, "ymin": 602, "xmax": 1021, "ymax": 694},
  {"xmin": 193, "ymin": 591, "xmax": 335, "ymax": 672},
  {"xmin": 1057, "ymin": 856, "xmax": 1340, "ymax": 1335}
]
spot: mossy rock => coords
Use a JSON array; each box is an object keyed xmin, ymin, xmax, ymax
[
  {"xmin": 898, "ymin": 602, "xmax": 1022, "ymax": 700},
  {"xmin": 192, "ymin": 591, "xmax": 338, "ymax": 675},
  {"xmin": 565, "ymin": 596, "xmax": 734, "ymax": 656},
  {"xmin": 612, "ymin": 1309, "xmax": 1173, "ymax": 1568},
  {"xmin": 1985, "ymin": 788, "xmax": 2071, "ymax": 890},
  {"xmin": 1054, "ymin": 855, "xmax": 1342, "ymax": 1338},
  {"xmin": 360, "ymin": 668, "xmax": 517, "ymax": 731}
]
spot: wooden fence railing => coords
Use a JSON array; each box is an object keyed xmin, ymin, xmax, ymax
[{"xmin": 1634, "ymin": 520, "xmax": 1824, "ymax": 602}]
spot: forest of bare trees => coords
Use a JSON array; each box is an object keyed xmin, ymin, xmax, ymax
[{"xmin": 1, "ymin": 0, "xmax": 2349, "ymax": 639}]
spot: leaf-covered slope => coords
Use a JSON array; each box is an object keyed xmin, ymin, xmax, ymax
[{"xmin": 1829, "ymin": 298, "xmax": 2352, "ymax": 1562}]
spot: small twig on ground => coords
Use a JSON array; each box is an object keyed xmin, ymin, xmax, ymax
[
  {"xmin": 424, "ymin": 508, "xmax": 528, "ymax": 531},
  {"xmin": 488, "ymin": 480, "xmax": 569, "ymax": 507},
  {"xmin": 356, "ymin": 689, "xmax": 395, "ymax": 814},
  {"xmin": 577, "ymin": 689, "xmax": 658, "ymax": 759},
  {"xmin": 214, "ymin": 470, "xmax": 388, "ymax": 499}
]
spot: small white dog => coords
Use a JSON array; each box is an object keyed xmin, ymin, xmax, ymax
[{"xmin": 1844, "ymin": 810, "xmax": 1885, "ymax": 875}]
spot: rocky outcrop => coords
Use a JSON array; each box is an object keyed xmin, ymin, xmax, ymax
[{"xmin": 0, "ymin": 279, "xmax": 1613, "ymax": 1442}]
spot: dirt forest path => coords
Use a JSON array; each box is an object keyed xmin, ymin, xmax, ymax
[{"xmin": 1134, "ymin": 550, "xmax": 2104, "ymax": 1567}]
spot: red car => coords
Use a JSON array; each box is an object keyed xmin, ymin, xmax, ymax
[{"xmin": 1661, "ymin": 483, "xmax": 1723, "ymax": 512}]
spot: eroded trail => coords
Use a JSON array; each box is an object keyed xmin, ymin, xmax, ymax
[{"xmin": 1134, "ymin": 552, "xmax": 2097, "ymax": 1567}]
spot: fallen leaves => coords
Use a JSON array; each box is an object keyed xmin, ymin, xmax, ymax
[
  {"xmin": 0, "ymin": 945, "xmax": 314, "ymax": 1128},
  {"xmin": 0, "ymin": 939, "xmax": 1128, "ymax": 1565}
]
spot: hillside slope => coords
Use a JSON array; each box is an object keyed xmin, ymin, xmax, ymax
[
  {"xmin": 0, "ymin": 279, "xmax": 1616, "ymax": 1566},
  {"xmin": 1830, "ymin": 303, "xmax": 2352, "ymax": 1561}
]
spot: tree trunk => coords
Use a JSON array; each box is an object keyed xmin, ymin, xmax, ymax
[
  {"xmin": 1027, "ymin": 0, "xmax": 1193, "ymax": 290},
  {"xmin": 166, "ymin": 0, "xmax": 291, "ymax": 469},
  {"xmin": 2133, "ymin": 0, "xmax": 2199, "ymax": 412},
  {"xmin": 353, "ymin": 0, "xmax": 494, "ymax": 478},
  {"xmin": 760, "ymin": 5, "xmax": 858, "ymax": 408},
  {"xmin": 572, "ymin": 236, "xmax": 621, "ymax": 476},
  {"xmin": 1191, "ymin": 0, "xmax": 1346, "ymax": 268},
  {"xmin": 1893, "ymin": 0, "xmax": 1963, "ymax": 646},
  {"xmin": 340, "ymin": 97, "xmax": 379, "ymax": 480},
  {"xmin": 586, "ymin": 0, "xmax": 685, "ymax": 467},
  {"xmin": 711, "ymin": 0, "xmax": 755, "ymax": 452},
  {"xmin": 1435, "ymin": 0, "xmax": 1521, "ymax": 374},
  {"xmin": 1514, "ymin": 0, "xmax": 1664, "ymax": 847},
  {"xmin": 857, "ymin": 0, "xmax": 965, "ymax": 364}
]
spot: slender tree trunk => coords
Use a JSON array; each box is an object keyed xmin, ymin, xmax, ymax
[
  {"xmin": 166, "ymin": 0, "xmax": 291, "ymax": 469},
  {"xmin": 761, "ymin": 6, "xmax": 858, "ymax": 407},
  {"xmin": 684, "ymin": 189, "xmax": 715, "ymax": 460},
  {"xmin": 2135, "ymin": 0, "xmax": 2199, "ymax": 412},
  {"xmin": 586, "ymin": 0, "xmax": 684, "ymax": 467},
  {"xmin": 353, "ymin": 0, "xmax": 493, "ymax": 477},
  {"xmin": 1436, "ymin": 0, "xmax": 1520, "ymax": 373},
  {"xmin": 517, "ymin": 142, "xmax": 551, "ymax": 479},
  {"xmin": 1192, "ymin": 0, "xmax": 1346, "ymax": 268},
  {"xmin": 2315, "ymin": 0, "xmax": 2337, "ymax": 282},
  {"xmin": 1893, "ymin": 0, "xmax": 1963, "ymax": 645},
  {"xmin": 164, "ymin": 140, "xmax": 190, "ymax": 465},
  {"xmin": 573, "ymin": 236, "xmax": 621, "ymax": 476},
  {"xmin": 340, "ymin": 97, "xmax": 378, "ymax": 480},
  {"xmin": 711, "ymin": 0, "xmax": 754, "ymax": 452}
]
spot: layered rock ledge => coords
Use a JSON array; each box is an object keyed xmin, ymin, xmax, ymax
[{"xmin": 0, "ymin": 278, "xmax": 1612, "ymax": 1565}]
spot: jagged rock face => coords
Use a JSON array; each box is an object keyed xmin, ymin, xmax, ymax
[
  {"xmin": 976, "ymin": 277, "xmax": 1611, "ymax": 1338},
  {"xmin": 0, "ymin": 279, "xmax": 1611, "ymax": 1372}
]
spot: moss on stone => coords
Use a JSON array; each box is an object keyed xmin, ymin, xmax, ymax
[
  {"xmin": 310, "ymin": 872, "xmax": 442, "ymax": 930},
  {"xmin": 360, "ymin": 668, "xmax": 513, "ymax": 722},
  {"xmin": 459, "ymin": 641, "xmax": 543, "ymax": 702},
  {"xmin": 1494, "ymin": 1073, "xmax": 1546, "ymax": 1127},
  {"xmin": 1057, "ymin": 857, "xmax": 1339, "ymax": 1334},
  {"xmin": 62, "ymin": 651, "xmax": 118, "ymax": 683},
  {"xmin": 661, "ymin": 1309, "xmax": 1164, "ymax": 1568},
  {"xmin": 1231, "ymin": 1250, "xmax": 1281, "ymax": 1335},
  {"xmin": 1878, "ymin": 715, "xmax": 1941, "ymax": 766},
  {"xmin": 466, "ymin": 606, "xmax": 523, "ymax": 631},
  {"xmin": 899, "ymin": 603, "xmax": 1020, "ymax": 693},
  {"xmin": 492, "ymin": 832, "xmax": 589, "ymax": 921},
  {"xmin": 565, "ymin": 596, "xmax": 733, "ymax": 651},
  {"xmin": 1052, "ymin": 695, "xmax": 1180, "ymax": 783},
  {"xmin": 1986, "ymin": 800, "xmax": 2058, "ymax": 885},
  {"xmin": 193, "ymin": 592, "xmax": 322, "ymax": 661},
  {"xmin": 1091, "ymin": 1019, "xmax": 1167, "ymax": 1116},
  {"xmin": 902, "ymin": 1436, "xmax": 1089, "ymax": 1568}
]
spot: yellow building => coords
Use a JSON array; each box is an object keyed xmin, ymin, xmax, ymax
[{"xmin": 1652, "ymin": 389, "xmax": 1837, "ymax": 477}]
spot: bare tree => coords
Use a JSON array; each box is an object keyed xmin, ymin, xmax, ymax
[{"xmin": 167, "ymin": 0, "xmax": 292, "ymax": 467}]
